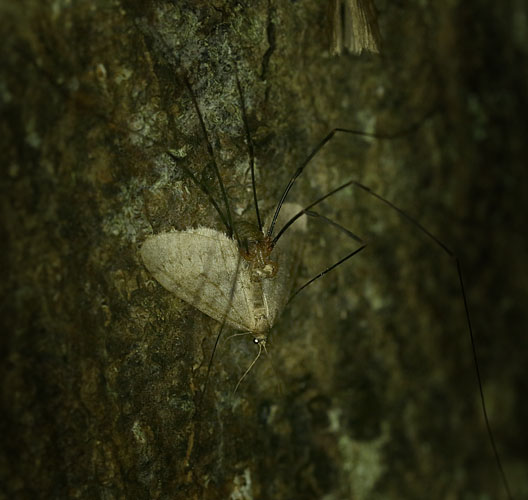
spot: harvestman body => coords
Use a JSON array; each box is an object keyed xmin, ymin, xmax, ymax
[{"xmin": 139, "ymin": 73, "xmax": 514, "ymax": 499}]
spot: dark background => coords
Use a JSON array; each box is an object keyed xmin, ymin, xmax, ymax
[{"xmin": 1, "ymin": 1, "xmax": 527, "ymax": 498}]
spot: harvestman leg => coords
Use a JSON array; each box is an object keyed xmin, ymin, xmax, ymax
[
  {"xmin": 287, "ymin": 209, "xmax": 367, "ymax": 303},
  {"xmin": 177, "ymin": 74, "xmax": 512, "ymax": 498},
  {"xmin": 235, "ymin": 69, "xmax": 262, "ymax": 232},
  {"xmin": 182, "ymin": 75, "xmax": 241, "ymax": 246},
  {"xmin": 270, "ymin": 130, "xmax": 514, "ymax": 500},
  {"xmin": 180, "ymin": 70, "xmax": 265, "ymax": 408}
]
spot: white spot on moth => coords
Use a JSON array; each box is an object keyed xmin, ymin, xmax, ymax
[{"xmin": 140, "ymin": 203, "xmax": 307, "ymax": 342}]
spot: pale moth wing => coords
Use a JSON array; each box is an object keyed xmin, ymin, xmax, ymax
[{"xmin": 141, "ymin": 203, "xmax": 306, "ymax": 335}]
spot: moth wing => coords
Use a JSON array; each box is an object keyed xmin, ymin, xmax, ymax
[{"xmin": 140, "ymin": 228, "xmax": 257, "ymax": 332}]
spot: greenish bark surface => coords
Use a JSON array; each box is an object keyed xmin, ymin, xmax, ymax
[{"xmin": 1, "ymin": 1, "xmax": 527, "ymax": 499}]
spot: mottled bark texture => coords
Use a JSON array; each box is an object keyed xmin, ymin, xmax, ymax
[{"xmin": 1, "ymin": 1, "xmax": 527, "ymax": 499}]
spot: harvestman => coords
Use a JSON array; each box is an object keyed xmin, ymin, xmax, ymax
[{"xmin": 140, "ymin": 74, "xmax": 514, "ymax": 499}]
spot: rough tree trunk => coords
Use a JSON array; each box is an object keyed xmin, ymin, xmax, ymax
[{"xmin": 1, "ymin": 1, "xmax": 527, "ymax": 499}]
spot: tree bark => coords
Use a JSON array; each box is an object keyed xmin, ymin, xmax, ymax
[{"xmin": 1, "ymin": 0, "xmax": 527, "ymax": 498}]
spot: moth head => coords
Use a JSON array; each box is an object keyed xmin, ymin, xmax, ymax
[{"xmin": 252, "ymin": 333, "xmax": 268, "ymax": 349}]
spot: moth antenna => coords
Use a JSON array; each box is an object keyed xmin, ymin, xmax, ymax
[
  {"xmin": 234, "ymin": 342, "xmax": 263, "ymax": 394},
  {"xmin": 223, "ymin": 331, "xmax": 251, "ymax": 345},
  {"xmin": 183, "ymin": 75, "xmax": 241, "ymax": 246},
  {"xmin": 267, "ymin": 110, "xmax": 437, "ymax": 238},
  {"xmin": 234, "ymin": 68, "xmax": 262, "ymax": 232}
]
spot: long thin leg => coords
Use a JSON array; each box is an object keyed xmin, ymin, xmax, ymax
[
  {"xmin": 279, "ymin": 177, "xmax": 514, "ymax": 500},
  {"xmin": 183, "ymin": 76, "xmax": 240, "ymax": 246},
  {"xmin": 196, "ymin": 252, "xmax": 243, "ymax": 411},
  {"xmin": 273, "ymin": 179, "xmax": 360, "ymax": 245},
  {"xmin": 289, "ymin": 241, "xmax": 367, "ymax": 304},
  {"xmin": 235, "ymin": 70, "xmax": 262, "ymax": 232},
  {"xmin": 286, "ymin": 208, "xmax": 367, "ymax": 302},
  {"xmin": 267, "ymin": 111, "xmax": 436, "ymax": 238},
  {"xmin": 457, "ymin": 259, "xmax": 514, "ymax": 500},
  {"xmin": 167, "ymin": 151, "xmax": 231, "ymax": 234},
  {"xmin": 303, "ymin": 209, "xmax": 364, "ymax": 243}
]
